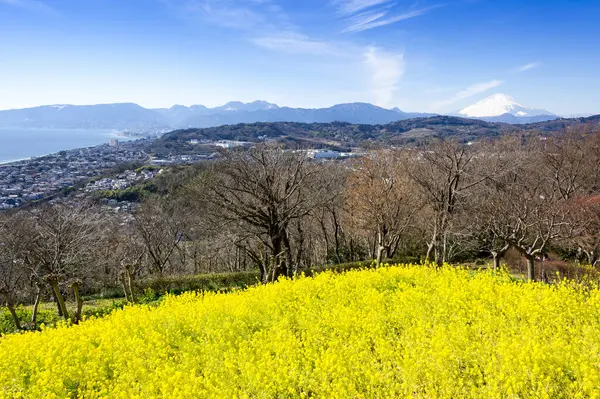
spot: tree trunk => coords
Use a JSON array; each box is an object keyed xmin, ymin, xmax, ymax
[
  {"xmin": 526, "ymin": 255, "xmax": 535, "ymax": 282},
  {"xmin": 492, "ymin": 252, "xmax": 501, "ymax": 272},
  {"xmin": 282, "ymin": 230, "xmax": 294, "ymax": 277},
  {"xmin": 389, "ymin": 235, "xmax": 401, "ymax": 259},
  {"xmin": 375, "ymin": 228, "xmax": 384, "ymax": 267},
  {"xmin": 369, "ymin": 237, "xmax": 375, "ymax": 259},
  {"xmin": 258, "ymin": 248, "xmax": 268, "ymax": 284},
  {"xmin": 319, "ymin": 219, "xmax": 330, "ymax": 260},
  {"xmin": 126, "ymin": 265, "xmax": 136, "ymax": 303},
  {"xmin": 193, "ymin": 248, "xmax": 199, "ymax": 274},
  {"xmin": 442, "ymin": 232, "xmax": 448, "ymax": 264},
  {"xmin": 31, "ymin": 284, "xmax": 42, "ymax": 325},
  {"xmin": 587, "ymin": 251, "xmax": 598, "ymax": 267},
  {"xmin": 72, "ymin": 283, "xmax": 83, "ymax": 324},
  {"xmin": 434, "ymin": 241, "xmax": 443, "ymax": 268},
  {"xmin": 120, "ymin": 272, "xmax": 130, "ymax": 302},
  {"xmin": 491, "ymin": 245, "xmax": 509, "ymax": 273},
  {"xmin": 332, "ymin": 210, "xmax": 342, "ymax": 263},
  {"xmin": 375, "ymin": 245, "xmax": 384, "ymax": 268},
  {"xmin": 6, "ymin": 301, "xmax": 21, "ymax": 331},
  {"xmin": 51, "ymin": 287, "xmax": 64, "ymax": 317},
  {"xmin": 260, "ymin": 261, "xmax": 268, "ymax": 284},
  {"xmin": 425, "ymin": 242, "xmax": 434, "ymax": 263},
  {"xmin": 1, "ymin": 294, "xmax": 21, "ymax": 330},
  {"xmin": 49, "ymin": 279, "xmax": 69, "ymax": 321},
  {"xmin": 294, "ymin": 224, "xmax": 304, "ymax": 276}
]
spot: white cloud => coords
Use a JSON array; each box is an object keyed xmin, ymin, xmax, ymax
[
  {"xmin": 364, "ymin": 46, "xmax": 404, "ymax": 107},
  {"xmin": 331, "ymin": 0, "xmax": 440, "ymax": 33},
  {"xmin": 166, "ymin": 0, "xmax": 289, "ymax": 31},
  {"xmin": 332, "ymin": 0, "xmax": 391, "ymax": 16},
  {"xmin": 343, "ymin": 6, "xmax": 438, "ymax": 33},
  {"xmin": 431, "ymin": 79, "xmax": 503, "ymax": 110},
  {"xmin": 184, "ymin": 0, "xmax": 265, "ymax": 29},
  {"xmin": 252, "ymin": 33, "xmax": 339, "ymax": 55},
  {"xmin": 514, "ymin": 62, "xmax": 541, "ymax": 73}
]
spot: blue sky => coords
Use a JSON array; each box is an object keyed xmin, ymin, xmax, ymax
[{"xmin": 1, "ymin": 0, "xmax": 599, "ymax": 115}]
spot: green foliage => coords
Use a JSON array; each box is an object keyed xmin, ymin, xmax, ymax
[
  {"xmin": 93, "ymin": 181, "xmax": 160, "ymax": 202},
  {"xmin": 81, "ymin": 300, "xmax": 128, "ymax": 319},
  {"xmin": 0, "ymin": 306, "xmax": 56, "ymax": 335},
  {"xmin": 140, "ymin": 271, "xmax": 259, "ymax": 296},
  {"xmin": 137, "ymin": 288, "xmax": 160, "ymax": 304},
  {"xmin": 134, "ymin": 165, "xmax": 162, "ymax": 173},
  {"xmin": 0, "ymin": 300, "xmax": 130, "ymax": 335}
]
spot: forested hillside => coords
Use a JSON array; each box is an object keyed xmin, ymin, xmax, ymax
[{"xmin": 148, "ymin": 114, "xmax": 600, "ymax": 156}]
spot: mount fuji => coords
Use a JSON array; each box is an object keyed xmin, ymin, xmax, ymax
[{"xmin": 456, "ymin": 94, "xmax": 557, "ymax": 124}]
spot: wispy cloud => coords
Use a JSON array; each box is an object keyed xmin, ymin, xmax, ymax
[
  {"xmin": 332, "ymin": 0, "xmax": 391, "ymax": 16},
  {"xmin": 166, "ymin": 0, "xmax": 289, "ymax": 31},
  {"xmin": 343, "ymin": 6, "xmax": 439, "ymax": 33},
  {"xmin": 364, "ymin": 46, "xmax": 404, "ymax": 107},
  {"xmin": 514, "ymin": 62, "xmax": 540, "ymax": 73},
  {"xmin": 332, "ymin": 0, "xmax": 440, "ymax": 33},
  {"xmin": 179, "ymin": 0, "xmax": 265, "ymax": 29},
  {"xmin": 0, "ymin": 0, "xmax": 56, "ymax": 15},
  {"xmin": 252, "ymin": 32, "xmax": 340, "ymax": 55},
  {"xmin": 431, "ymin": 79, "xmax": 503, "ymax": 110}
]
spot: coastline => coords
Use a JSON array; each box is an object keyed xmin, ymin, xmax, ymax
[
  {"xmin": 0, "ymin": 128, "xmax": 136, "ymax": 166},
  {"xmin": 0, "ymin": 157, "xmax": 32, "ymax": 166}
]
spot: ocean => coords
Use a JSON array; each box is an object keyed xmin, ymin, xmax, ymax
[{"xmin": 0, "ymin": 128, "xmax": 128, "ymax": 164}]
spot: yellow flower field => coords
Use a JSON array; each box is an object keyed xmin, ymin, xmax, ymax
[{"xmin": 1, "ymin": 265, "xmax": 600, "ymax": 398}]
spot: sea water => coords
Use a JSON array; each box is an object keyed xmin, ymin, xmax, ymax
[{"xmin": 0, "ymin": 128, "xmax": 129, "ymax": 164}]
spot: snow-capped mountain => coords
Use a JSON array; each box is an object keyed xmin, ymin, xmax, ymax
[{"xmin": 457, "ymin": 94, "xmax": 556, "ymax": 123}]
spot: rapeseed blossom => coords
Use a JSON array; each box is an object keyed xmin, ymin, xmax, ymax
[{"xmin": 1, "ymin": 265, "xmax": 600, "ymax": 398}]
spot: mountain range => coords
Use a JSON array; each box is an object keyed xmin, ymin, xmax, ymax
[
  {"xmin": 0, "ymin": 101, "xmax": 434, "ymax": 131},
  {"xmin": 0, "ymin": 95, "xmax": 564, "ymax": 131}
]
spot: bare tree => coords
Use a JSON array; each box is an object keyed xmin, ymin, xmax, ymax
[
  {"xmin": 192, "ymin": 146, "xmax": 336, "ymax": 283},
  {"xmin": 26, "ymin": 203, "xmax": 102, "ymax": 322},
  {"xmin": 0, "ymin": 212, "xmax": 29, "ymax": 330},
  {"xmin": 106, "ymin": 222, "xmax": 146, "ymax": 303},
  {"xmin": 477, "ymin": 140, "xmax": 572, "ymax": 280},
  {"xmin": 568, "ymin": 195, "xmax": 600, "ymax": 266},
  {"xmin": 345, "ymin": 150, "xmax": 419, "ymax": 266},
  {"xmin": 405, "ymin": 140, "xmax": 487, "ymax": 266},
  {"xmin": 542, "ymin": 127, "xmax": 600, "ymax": 200},
  {"xmin": 134, "ymin": 197, "xmax": 185, "ymax": 276}
]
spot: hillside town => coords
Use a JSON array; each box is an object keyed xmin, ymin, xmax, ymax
[{"xmin": 0, "ymin": 141, "xmax": 148, "ymax": 209}]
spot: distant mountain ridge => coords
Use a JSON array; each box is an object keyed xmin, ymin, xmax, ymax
[
  {"xmin": 155, "ymin": 101, "xmax": 435, "ymax": 128},
  {"xmin": 0, "ymin": 103, "xmax": 167, "ymax": 130},
  {"xmin": 0, "ymin": 101, "xmax": 435, "ymax": 131},
  {"xmin": 0, "ymin": 97, "xmax": 575, "ymax": 131}
]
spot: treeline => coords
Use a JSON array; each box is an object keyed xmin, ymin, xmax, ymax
[{"xmin": 1, "ymin": 126, "xmax": 600, "ymax": 330}]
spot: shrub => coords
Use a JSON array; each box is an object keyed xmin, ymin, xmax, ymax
[{"xmin": 138, "ymin": 271, "xmax": 260, "ymax": 295}]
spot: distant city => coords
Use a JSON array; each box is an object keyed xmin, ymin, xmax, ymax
[{"xmin": 0, "ymin": 135, "xmax": 366, "ymax": 210}]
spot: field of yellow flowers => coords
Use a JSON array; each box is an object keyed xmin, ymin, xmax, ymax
[{"xmin": 1, "ymin": 265, "xmax": 600, "ymax": 398}]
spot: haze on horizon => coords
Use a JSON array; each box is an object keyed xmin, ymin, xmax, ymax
[{"xmin": 1, "ymin": 0, "xmax": 599, "ymax": 116}]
